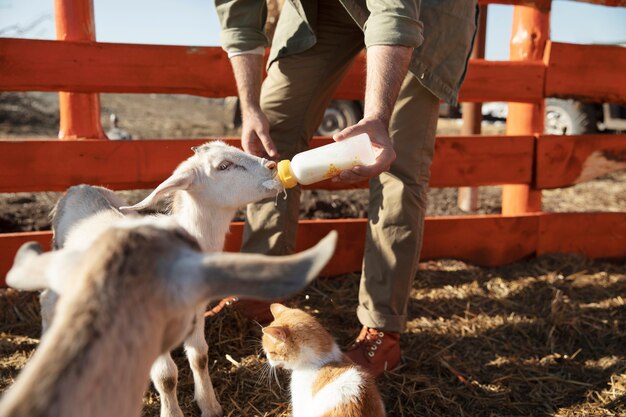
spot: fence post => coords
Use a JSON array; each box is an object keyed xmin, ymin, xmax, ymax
[
  {"xmin": 55, "ymin": 0, "xmax": 106, "ymax": 140},
  {"xmin": 458, "ymin": 4, "xmax": 488, "ymax": 212},
  {"xmin": 502, "ymin": 1, "xmax": 550, "ymax": 215}
]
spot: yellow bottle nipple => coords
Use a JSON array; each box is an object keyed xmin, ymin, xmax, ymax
[{"xmin": 277, "ymin": 160, "xmax": 298, "ymax": 189}]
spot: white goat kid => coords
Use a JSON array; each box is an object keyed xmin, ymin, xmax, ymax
[
  {"xmin": 0, "ymin": 218, "xmax": 337, "ymax": 417},
  {"xmin": 41, "ymin": 140, "xmax": 282, "ymax": 417}
]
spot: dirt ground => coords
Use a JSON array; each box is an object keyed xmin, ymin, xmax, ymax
[
  {"xmin": 2, "ymin": 256, "xmax": 625, "ymax": 417},
  {"xmin": 0, "ymin": 92, "xmax": 625, "ymax": 416}
]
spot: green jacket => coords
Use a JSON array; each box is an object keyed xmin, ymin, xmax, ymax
[{"xmin": 215, "ymin": 0, "xmax": 477, "ymax": 105}]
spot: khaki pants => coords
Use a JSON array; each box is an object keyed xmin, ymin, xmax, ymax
[{"xmin": 241, "ymin": 0, "xmax": 439, "ymax": 332}]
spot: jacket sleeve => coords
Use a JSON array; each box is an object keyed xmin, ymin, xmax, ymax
[
  {"xmin": 214, "ymin": 0, "xmax": 269, "ymax": 54},
  {"xmin": 364, "ymin": 0, "xmax": 423, "ymax": 49}
]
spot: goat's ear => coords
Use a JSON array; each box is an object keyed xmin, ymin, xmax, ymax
[
  {"xmin": 6, "ymin": 242, "xmax": 48, "ymax": 290},
  {"xmin": 6, "ymin": 243, "xmax": 78, "ymax": 294},
  {"xmin": 119, "ymin": 169, "xmax": 194, "ymax": 212},
  {"xmin": 174, "ymin": 231, "xmax": 337, "ymax": 308}
]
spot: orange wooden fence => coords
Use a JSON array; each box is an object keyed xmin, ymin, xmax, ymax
[
  {"xmin": 1, "ymin": 0, "xmax": 625, "ymax": 285},
  {"xmin": 0, "ymin": 38, "xmax": 545, "ymax": 103}
]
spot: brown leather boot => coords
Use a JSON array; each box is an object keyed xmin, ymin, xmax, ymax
[{"xmin": 345, "ymin": 326, "xmax": 401, "ymax": 378}]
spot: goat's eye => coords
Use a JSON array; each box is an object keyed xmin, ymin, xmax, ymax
[{"xmin": 217, "ymin": 161, "xmax": 233, "ymax": 171}]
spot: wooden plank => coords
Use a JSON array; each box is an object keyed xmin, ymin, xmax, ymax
[
  {"xmin": 535, "ymin": 134, "xmax": 626, "ymax": 189},
  {"xmin": 0, "ymin": 38, "xmax": 361, "ymax": 98},
  {"xmin": 421, "ymin": 214, "xmax": 540, "ymax": 266},
  {"xmin": 545, "ymin": 42, "xmax": 626, "ymax": 103},
  {"xmin": 166, "ymin": 215, "xmax": 544, "ymax": 270},
  {"xmin": 0, "ymin": 139, "xmax": 207, "ymax": 192},
  {"xmin": 479, "ymin": 0, "xmax": 626, "ymax": 7},
  {"xmin": 0, "ymin": 231, "xmax": 53, "ymax": 287},
  {"xmin": 478, "ymin": 0, "xmax": 550, "ymax": 9},
  {"xmin": 538, "ymin": 213, "xmax": 626, "ymax": 259},
  {"xmin": 0, "ymin": 38, "xmax": 544, "ymax": 103},
  {"xmin": 460, "ymin": 60, "xmax": 545, "ymax": 103},
  {"xmin": 0, "ymin": 39, "xmax": 239, "ymax": 98},
  {"xmin": 431, "ymin": 135, "xmax": 534, "ymax": 187},
  {"xmin": 4, "ymin": 212, "xmax": 625, "ymax": 286},
  {"xmin": 0, "ymin": 136, "xmax": 534, "ymax": 192},
  {"xmin": 1, "ymin": 215, "xmax": 540, "ymax": 286}
]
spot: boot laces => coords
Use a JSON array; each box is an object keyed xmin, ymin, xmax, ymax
[{"xmin": 352, "ymin": 327, "xmax": 385, "ymax": 355}]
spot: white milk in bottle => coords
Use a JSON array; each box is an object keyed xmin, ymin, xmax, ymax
[{"xmin": 276, "ymin": 133, "xmax": 376, "ymax": 188}]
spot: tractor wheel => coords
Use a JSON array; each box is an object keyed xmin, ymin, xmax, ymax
[
  {"xmin": 545, "ymin": 98, "xmax": 598, "ymax": 135},
  {"xmin": 316, "ymin": 100, "xmax": 363, "ymax": 136}
]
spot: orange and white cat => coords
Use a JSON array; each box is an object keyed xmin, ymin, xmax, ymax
[{"xmin": 262, "ymin": 303, "xmax": 386, "ymax": 417}]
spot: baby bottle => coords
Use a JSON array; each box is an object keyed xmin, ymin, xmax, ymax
[{"xmin": 276, "ymin": 133, "xmax": 376, "ymax": 188}]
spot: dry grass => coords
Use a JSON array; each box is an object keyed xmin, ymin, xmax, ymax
[{"xmin": 1, "ymin": 254, "xmax": 625, "ymax": 416}]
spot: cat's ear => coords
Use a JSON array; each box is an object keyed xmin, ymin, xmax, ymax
[
  {"xmin": 270, "ymin": 303, "xmax": 289, "ymax": 318},
  {"xmin": 262, "ymin": 326, "xmax": 288, "ymax": 342}
]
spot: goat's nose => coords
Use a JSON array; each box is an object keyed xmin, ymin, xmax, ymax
[{"xmin": 265, "ymin": 161, "xmax": 277, "ymax": 170}]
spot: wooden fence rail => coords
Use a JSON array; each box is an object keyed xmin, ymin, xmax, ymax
[
  {"xmin": 0, "ymin": 136, "xmax": 534, "ymax": 192},
  {"xmin": 545, "ymin": 42, "xmax": 626, "ymax": 104},
  {"xmin": 2, "ymin": 212, "xmax": 625, "ymax": 286},
  {"xmin": 0, "ymin": 38, "xmax": 545, "ymax": 103},
  {"xmin": 3, "ymin": 133, "xmax": 624, "ymax": 193},
  {"xmin": 478, "ymin": 0, "xmax": 626, "ymax": 7},
  {"xmin": 536, "ymin": 134, "xmax": 626, "ymax": 189},
  {"xmin": 2, "ymin": 39, "xmax": 624, "ymax": 103}
]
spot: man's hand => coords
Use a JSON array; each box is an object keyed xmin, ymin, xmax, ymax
[
  {"xmin": 230, "ymin": 53, "xmax": 278, "ymax": 159},
  {"xmin": 333, "ymin": 117, "xmax": 396, "ymax": 183},
  {"xmin": 240, "ymin": 106, "xmax": 278, "ymax": 159},
  {"xmin": 330, "ymin": 45, "xmax": 412, "ymax": 183}
]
